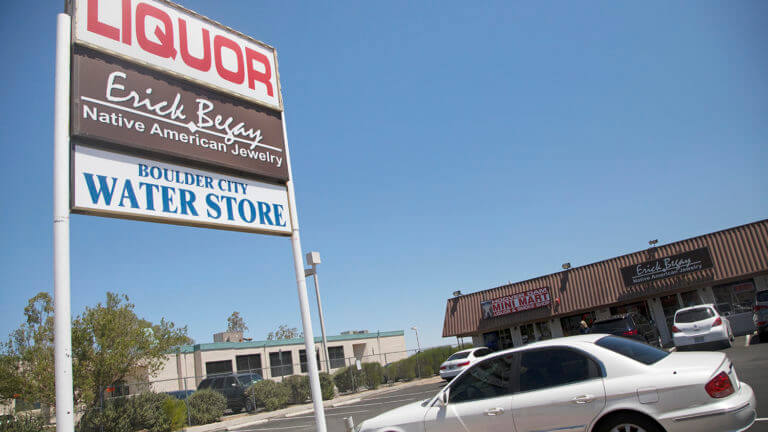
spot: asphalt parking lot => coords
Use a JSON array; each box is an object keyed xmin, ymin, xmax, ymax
[{"xmin": 227, "ymin": 335, "xmax": 768, "ymax": 432}]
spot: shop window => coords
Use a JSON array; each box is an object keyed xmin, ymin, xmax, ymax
[
  {"xmin": 482, "ymin": 331, "xmax": 500, "ymax": 350},
  {"xmin": 659, "ymin": 294, "xmax": 680, "ymax": 335},
  {"xmin": 560, "ymin": 312, "xmax": 596, "ymax": 336},
  {"xmin": 713, "ymin": 281, "xmax": 755, "ymax": 315},
  {"xmin": 269, "ymin": 351, "xmax": 293, "ymax": 377},
  {"xmin": 520, "ymin": 324, "xmax": 535, "ymax": 344},
  {"xmin": 498, "ymin": 328, "xmax": 514, "ymax": 349},
  {"xmin": 236, "ymin": 354, "xmax": 262, "ymax": 374},
  {"xmin": 680, "ymin": 290, "xmax": 702, "ymax": 308},
  {"xmin": 610, "ymin": 301, "xmax": 651, "ymax": 320},
  {"xmin": 205, "ymin": 360, "xmax": 233, "ymax": 376},
  {"xmin": 299, "ymin": 349, "xmax": 322, "ymax": 373},
  {"xmin": 535, "ymin": 322, "xmax": 552, "ymax": 340},
  {"xmin": 328, "ymin": 346, "xmax": 346, "ymax": 369}
]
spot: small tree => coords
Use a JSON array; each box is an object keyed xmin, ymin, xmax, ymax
[
  {"xmin": 267, "ymin": 325, "xmax": 302, "ymax": 341},
  {"xmin": 226, "ymin": 312, "xmax": 248, "ymax": 333}
]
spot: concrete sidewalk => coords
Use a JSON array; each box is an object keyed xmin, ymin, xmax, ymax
[{"xmin": 185, "ymin": 376, "xmax": 443, "ymax": 432}]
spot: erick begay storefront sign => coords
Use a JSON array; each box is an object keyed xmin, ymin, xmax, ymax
[
  {"xmin": 481, "ymin": 287, "xmax": 551, "ymax": 319},
  {"xmin": 620, "ymin": 247, "xmax": 714, "ymax": 287}
]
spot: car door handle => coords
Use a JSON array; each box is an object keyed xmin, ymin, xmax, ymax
[
  {"xmin": 484, "ymin": 407, "xmax": 505, "ymax": 416},
  {"xmin": 572, "ymin": 395, "xmax": 595, "ymax": 404}
]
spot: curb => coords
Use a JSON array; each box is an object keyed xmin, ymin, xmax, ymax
[
  {"xmin": 284, "ymin": 408, "xmax": 314, "ymax": 418},
  {"xmin": 332, "ymin": 398, "xmax": 361, "ymax": 407},
  {"xmin": 226, "ymin": 419, "xmax": 268, "ymax": 431}
]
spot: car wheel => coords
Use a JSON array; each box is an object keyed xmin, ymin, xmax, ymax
[
  {"xmin": 245, "ymin": 398, "xmax": 255, "ymax": 412},
  {"xmin": 597, "ymin": 412, "xmax": 663, "ymax": 432}
]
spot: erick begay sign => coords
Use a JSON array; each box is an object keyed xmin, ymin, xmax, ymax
[
  {"xmin": 481, "ymin": 287, "xmax": 551, "ymax": 319},
  {"xmin": 71, "ymin": 50, "xmax": 288, "ymax": 181},
  {"xmin": 73, "ymin": 146, "xmax": 291, "ymax": 234},
  {"xmin": 620, "ymin": 247, "xmax": 714, "ymax": 287}
]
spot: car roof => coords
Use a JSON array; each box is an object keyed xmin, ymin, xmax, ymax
[
  {"xmin": 592, "ymin": 314, "xmax": 630, "ymax": 323},
  {"xmin": 483, "ymin": 334, "xmax": 604, "ymax": 358},
  {"xmin": 674, "ymin": 303, "xmax": 716, "ymax": 314}
]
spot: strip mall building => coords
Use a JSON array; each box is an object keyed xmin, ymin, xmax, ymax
[{"xmin": 442, "ymin": 220, "xmax": 768, "ymax": 349}]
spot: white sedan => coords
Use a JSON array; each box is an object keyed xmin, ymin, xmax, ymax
[
  {"xmin": 672, "ymin": 304, "xmax": 734, "ymax": 349},
  {"xmin": 357, "ymin": 334, "xmax": 756, "ymax": 432},
  {"xmin": 438, "ymin": 347, "xmax": 492, "ymax": 380}
]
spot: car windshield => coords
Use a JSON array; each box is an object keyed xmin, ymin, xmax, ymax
[
  {"xmin": 595, "ymin": 335, "xmax": 669, "ymax": 365},
  {"xmin": 590, "ymin": 318, "xmax": 629, "ymax": 333},
  {"xmin": 757, "ymin": 291, "xmax": 768, "ymax": 302},
  {"xmin": 447, "ymin": 352, "xmax": 471, "ymax": 360},
  {"xmin": 675, "ymin": 307, "xmax": 714, "ymax": 323}
]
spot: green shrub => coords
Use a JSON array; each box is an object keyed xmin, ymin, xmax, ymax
[
  {"xmin": 318, "ymin": 372, "xmax": 335, "ymax": 400},
  {"xmin": 282, "ymin": 375, "xmax": 310, "ymax": 404},
  {"xmin": 162, "ymin": 397, "xmax": 187, "ymax": 431},
  {"xmin": 187, "ymin": 389, "xmax": 226, "ymax": 425},
  {"xmin": 130, "ymin": 392, "xmax": 172, "ymax": 432},
  {"xmin": 383, "ymin": 346, "xmax": 458, "ymax": 382},
  {"xmin": 361, "ymin": 363, "xmax": 383, "ymax": 390},
  {"xmin": 77, "ymin": 398, "xmax": 132, "ymax": 432},
  {"xmin": 0, "ymin": 412, "xmax": 49, "ymax": 432},
  {"xmin": 333, "ymin": 366, "xmax": 363, "ymax": 393},
  {"xmin": 247, "ymin": 380, "xmax": 290, "ymax": 411}
]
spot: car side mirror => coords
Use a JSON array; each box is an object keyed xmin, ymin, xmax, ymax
[
  {"xmin": 437, "ymin": 390, "xmax": 449, "ymax": 407},
  {"xmin": 231, "ymin": 383, "xmax": 237, "ymax": 387}
]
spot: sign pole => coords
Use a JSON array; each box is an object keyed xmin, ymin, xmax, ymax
[
  {"xmin": 282, "ymin": 112, "xmax": 328, "ymax": 432},
  {"xmin": 53, "ymin": 12, "xmax": 75, "ymax": 432}
]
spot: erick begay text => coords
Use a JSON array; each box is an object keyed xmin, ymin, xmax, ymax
[{"xmin": 80, "ymin": 162, "xmax": 287, "ymax": 228}]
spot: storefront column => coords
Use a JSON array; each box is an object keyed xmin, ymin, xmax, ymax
[
  {"xmin": 648, "ymin": 298, "xmax": 671, "ymax": 346},
  {"xmin": 549, "ymin": 319, "xmax": 564, "ymax": 338},
  {"xmin": 699, "ymin": 286, "xmax": 716, "ymax": 304},
  {"xmin": 755, "ymin": 275, "xmax": 768, "ymax": 291},
  {"xmin": 471, "ymin": 335, "xmax": 483, "ymax": 347},
  {"xmin": 511, "ymin": 327, "xmax": 524, "ymax": 346},
  {"xmin": 532, "ymin": 323, "xmax": 541, "ymax": 341}
]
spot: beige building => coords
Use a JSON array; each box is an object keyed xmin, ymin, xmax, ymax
[{"xmin": 150, "ymin": 330, "xmax": 407, "ymax": 393}]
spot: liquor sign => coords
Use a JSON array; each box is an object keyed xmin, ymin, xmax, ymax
[
  {"xmin": 72, "ymin": 145, "xmax": 292, "ymax": 234},
  {"xmin": 71, "ymin": 49, "xmax": 288, "ymax": 181},
  {"xmin": 481, "ymin": 287, "xmax": 551, "ymax": 319},
  {"xmin": 73, "ymin": 0, "xmax": 281, "ymax": 110},
  {"xmin": 620, "ymin": 247, "xmax": 714, "ymax": 287}
]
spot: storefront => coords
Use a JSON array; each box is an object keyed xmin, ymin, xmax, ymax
[{"xmin": 443, "ymin": 220, "xmax": 768, "ymax": 348}]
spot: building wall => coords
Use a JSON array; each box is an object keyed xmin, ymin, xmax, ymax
[{"xmin": 149, "ymin": 333, "xmax": 406, "ymax": 392}]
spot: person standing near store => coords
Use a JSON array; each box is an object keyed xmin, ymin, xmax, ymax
[{"xmin": 579, "ymin": 319, "xmax": 590, "ymax": 334}]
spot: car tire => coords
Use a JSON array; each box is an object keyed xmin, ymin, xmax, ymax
[
  {"xmin": 245, "ymin": 398, "xmax": 255, "ymax": 413},
  {"xmin": 596, "ymin": 412, "xmax": 663, "ymax": 432}
]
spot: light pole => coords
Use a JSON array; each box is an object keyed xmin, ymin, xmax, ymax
[
  {"xmin": 411, "ymin": 326, "xmax": 422, "ymax": 378},
  {"xmin": 305, "ymin": 251, "xmax": 330, "ymax": 373}
]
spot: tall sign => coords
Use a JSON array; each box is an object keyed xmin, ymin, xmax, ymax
[{"xmin": 54, "ymin": 1, "xmax": 328, "ymax": 431}]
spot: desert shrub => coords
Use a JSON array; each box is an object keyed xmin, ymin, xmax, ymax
[
  {"xmin": 247, "ymin": 380, "xmax": 290, "ymax": 411},
  {"xmin": 282, "ymin": 375, "xmax": 310, "ymax": 404},
  {"xmin": 333, "ymin": 366, "xmax": 363, "ymax": 393},
  {"xmin": 161, "ymin": 397, "xmax": 187, "ymax": 431},
  {"xmin": 0, "ymin": 412, "xmax": 49, "ymax": 432},
  {"xmin": 360, "ymin": 363, "xmax": 383, "ymax": 390},
  {"xmin": 130, "ymin": 392, "xmax": 172, "ymax": 432},
  {"xmin": 187, "ymin": 389, "xmax": 226, "ymax": 425},
  {"xmin": 383, "ymin": 346, "xmax": 458, "ymax": 382},
  {"xmin": 318, "ymin": 372, "xmax": 335, "ymax": 400}
]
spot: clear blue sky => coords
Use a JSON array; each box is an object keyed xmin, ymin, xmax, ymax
[{"xmin": 1, "ymin": 1, "xmax": 766, "ymax": 352}]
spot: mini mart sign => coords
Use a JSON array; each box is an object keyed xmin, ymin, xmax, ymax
[{"xmin": 481, "ymin": 287, "xmax": 551, "ymax": 319}]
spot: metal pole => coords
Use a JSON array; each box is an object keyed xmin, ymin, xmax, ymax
[
  {"xmin": 282, "ymin": 112, "xmax": 328, "ymax": 432},
  {"xmin": 311, "ymin": 266, "xmax": 331, "ymax": 373},
  {"xmin": 54, "ymin": 12, "xmax": 75, "ymax": 432}
]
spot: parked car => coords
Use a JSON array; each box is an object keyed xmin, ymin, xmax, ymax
[
  {"xmin": 197, "ymin": 372, "xmax": 262, "ymax": 412},
  {"xmin": 754, "ymin": 288, "xmax": 768, "ymax": 341},
  {"xmin": 356, "ymin": 334, "xmax": 756, "ymax": 432},
  {"xmin": 438, "ymin": 347, "xmax": 492, "ymax": 381},
  {"xmin": 589, "ymin": 312, "xmax": 661, "ymax": 346},
  {"xmin": 672, "ymin": 304, "xmax": 734, "ymax": 350}
]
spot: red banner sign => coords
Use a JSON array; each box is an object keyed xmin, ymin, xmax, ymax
[{"xmin": 481, "ymin": 287, "xmax": 551, "ymax": 319}]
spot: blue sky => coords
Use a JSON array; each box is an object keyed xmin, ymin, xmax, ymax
[{"xmin": 0, "ymin": 1, "xmax": 766, "ymax": 352}]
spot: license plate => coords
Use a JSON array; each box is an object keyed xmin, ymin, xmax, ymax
[{"xmin": 694, "ymin": 336, "xmax": 705, "ymax": 343}]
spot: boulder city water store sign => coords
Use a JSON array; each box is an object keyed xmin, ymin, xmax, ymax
[{"xmin": 53, "ymin": 1, "xmax": 329, "ymax": 431}]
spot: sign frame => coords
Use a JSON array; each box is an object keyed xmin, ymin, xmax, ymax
[
  {"xmin": 620, "ymin": 247, "xmax": 714, "ymax": 287},
  {"xmin": 481, "ymin": 287, "xmax": 552, "ymax": 319}
]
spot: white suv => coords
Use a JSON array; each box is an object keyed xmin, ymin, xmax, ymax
[
  {"xmin": 438, "ymin": 347, "xmax": 491, "ymax": 381},
  {"xmin": 672, "ymin": 304, "xmax": 734, "ymax": 349}
]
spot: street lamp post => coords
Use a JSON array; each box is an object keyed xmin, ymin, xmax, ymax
[
  {"xmin": 411, "ymin": 326, "xmax": 422, "ymax": 378},
  {"xmin": 305, "ymin": 251, "xmax": 331, "ymax": 373}
]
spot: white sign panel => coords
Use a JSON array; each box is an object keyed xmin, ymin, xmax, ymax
[
  {"xmin": 73, "ymin": 145, "xmax": 292, "ymax": 234},
  {"xmin": 73, "ymin": 0, "xmax": 281, "ymax": 111}
]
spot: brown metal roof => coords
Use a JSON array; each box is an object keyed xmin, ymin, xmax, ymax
[{"xmin": 443, "ymin": 219, "xmax": 768, "ymax": 337}]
